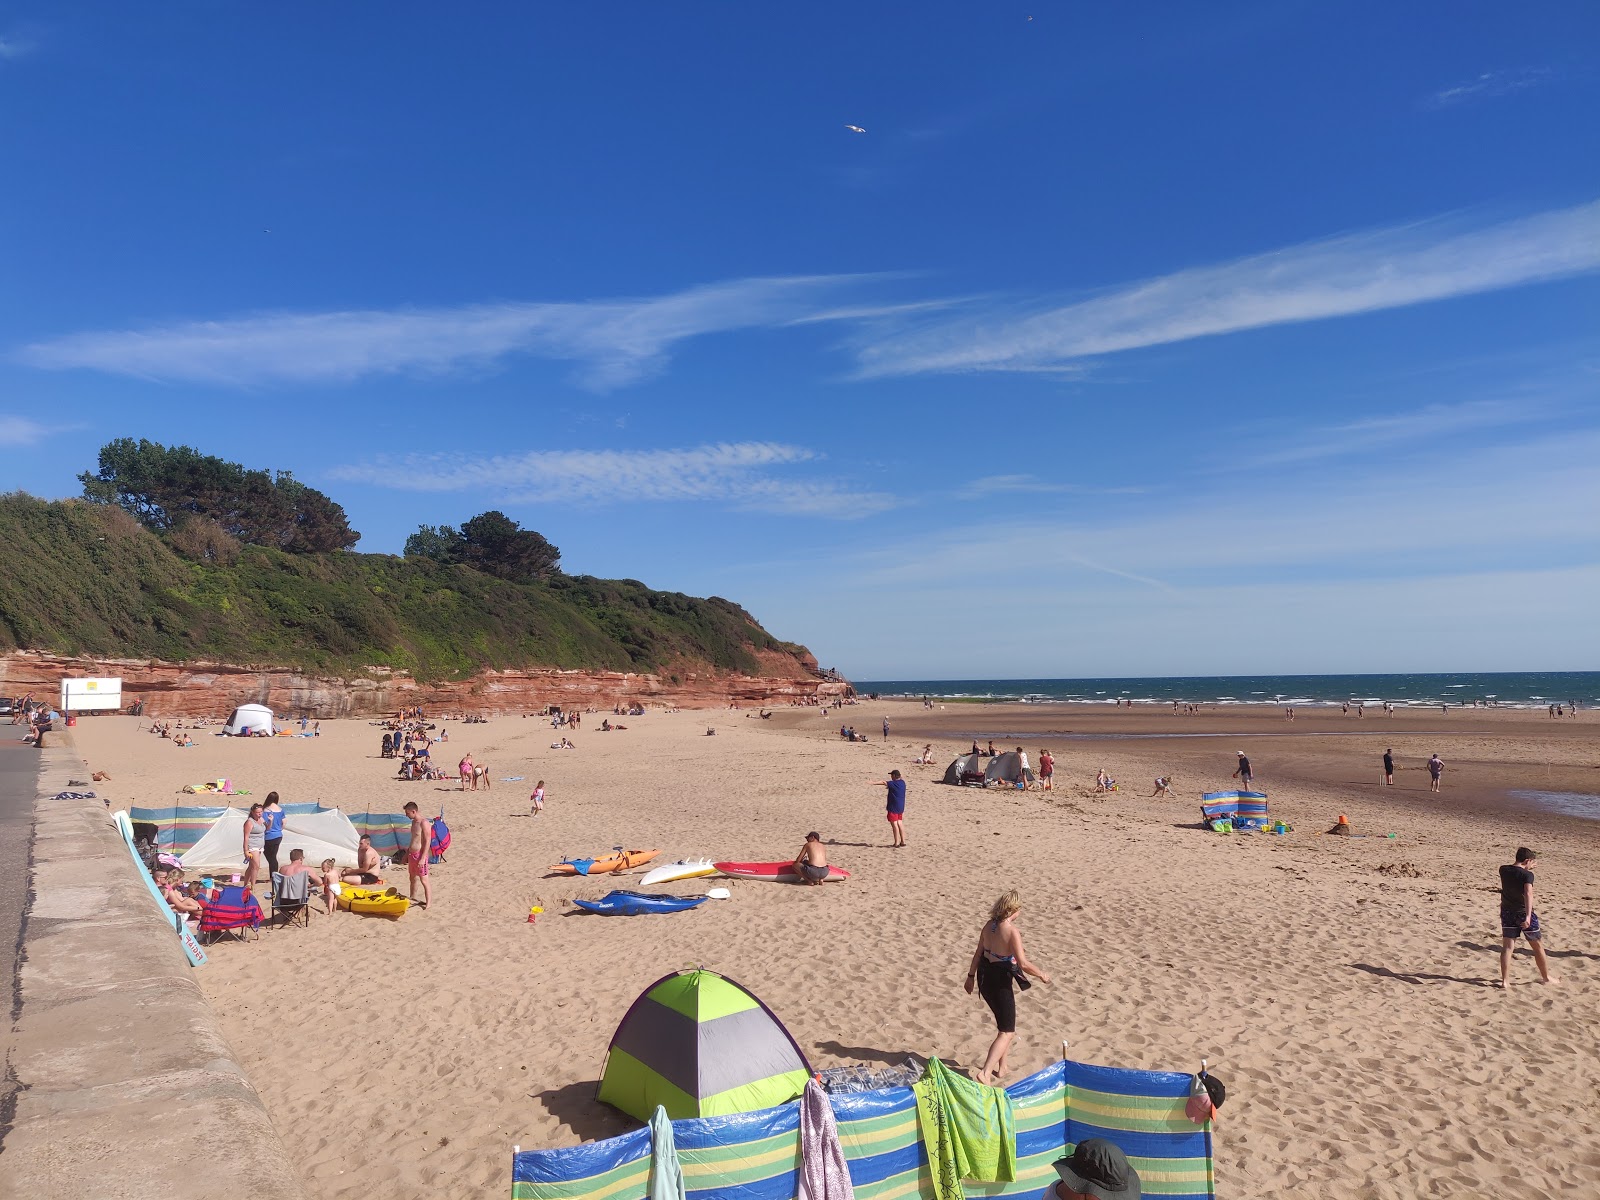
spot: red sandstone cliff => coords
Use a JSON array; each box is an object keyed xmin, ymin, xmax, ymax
[{"xmin": 0, "ymin": 650, "xmax": 853, "ymax": 718}]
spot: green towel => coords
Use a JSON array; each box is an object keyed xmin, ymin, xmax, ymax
[{"xmin": 911, "ymin": 1058, "xmax": 1016, "ymax": 1200}]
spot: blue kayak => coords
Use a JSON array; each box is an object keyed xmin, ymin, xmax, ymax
[{"xmin": 573, "ymin": 890, "xmax": 708, "ymax": 916}]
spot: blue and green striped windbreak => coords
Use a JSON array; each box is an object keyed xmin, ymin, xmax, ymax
[{"xmin": 514, "ymin": 1057, "xmax": 1214, "ymax": 1200}]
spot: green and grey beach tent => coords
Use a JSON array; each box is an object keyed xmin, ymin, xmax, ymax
[{"xmin": 597, "ymin": 968, "xmax": 812, "ymax": 1121}]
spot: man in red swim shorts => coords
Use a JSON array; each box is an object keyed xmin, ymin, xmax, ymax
[{"xmin": 404, "ymin": 801, "xmax": 432, "ymax": 909}]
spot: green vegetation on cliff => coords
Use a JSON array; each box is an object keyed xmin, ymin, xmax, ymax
[{"xmin": 0, "ymin": 493, "xmax": 813, "ymax": 683}]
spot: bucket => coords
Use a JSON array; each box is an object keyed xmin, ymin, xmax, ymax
[{"xmin": 65, "ymin": 714, "xmax": 77, "ymax": 727}]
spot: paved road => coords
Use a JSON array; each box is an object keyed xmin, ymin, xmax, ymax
[{"xmin": 0, "ymin": 738, "xmax": 39, "ymax": 1144}]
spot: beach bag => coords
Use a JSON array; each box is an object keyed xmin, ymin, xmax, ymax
[{"xmin": 429, "ymin": 813, "xmax": 451, "ymax": 864}]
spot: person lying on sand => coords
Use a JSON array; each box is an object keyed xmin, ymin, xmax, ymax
[{"xmin": 794, "ymin": 832, "xmax": 830, "ymax": 885}]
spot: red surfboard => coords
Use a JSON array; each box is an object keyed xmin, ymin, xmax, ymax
[{"xmin": 713, "ymin": 860, "xmax": 851, "ymax": 883}]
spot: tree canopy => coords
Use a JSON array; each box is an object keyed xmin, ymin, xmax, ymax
[
  {"xmin": 78, "ymin": 438, "xmax": 359, "ymax": 553},
  {"xmin": 404, "ymin": 510, "xmax": 561, "ymax": 582}
]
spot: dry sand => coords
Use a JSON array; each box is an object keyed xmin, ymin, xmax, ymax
[{"xmin": 73, "ymin": 702, "xmax": 1600, "ymax": 1199}]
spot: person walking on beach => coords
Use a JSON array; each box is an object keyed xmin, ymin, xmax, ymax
[
  {"xmin": 880, "ymin": 769, "xmax": 907, "ymax": 846},
  {"xmin": 1233, "ymin": 752, "xmax": 1253, "ymax": 789},
  {"xmin": 1427, "ymin": 753, "xmax": 1444, "ymax": 792},
  {"xmin": 404, "ymin": 801, "xmax": 432, "ymax": 909},
  {"xmin": 1382, "ymin": 749, "xmax": 1394, "ymax": 787},
  {"xmin": 963, "ymin": 890, "xmax": 1050, "ymax": 1085},
  {"xmin": 1038, "ymin": 749, "xmax": 1054, "ymax": 791},
  {"xmin": 1498, "ymin": 847, "xmax": 1552, "ymax": 987},
  {"xmin": 882, "ymin": 716, "xmax": 890, "ymax": 742},
  {"xmin": 242, "ymin": 802, "xmax": 266, "ymax": 892},
  {"xmin": 530, "ymin": 780, "xmax": 546, "ymax": 815}
]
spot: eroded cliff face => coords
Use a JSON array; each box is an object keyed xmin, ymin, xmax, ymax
[{"xmin": 0, "ymin": 650, "xmax": 852, "ymax": 718}]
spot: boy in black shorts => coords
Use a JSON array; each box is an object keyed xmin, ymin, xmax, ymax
[{"xmin": 1498, "ymin": 847, "xmax": 1552, "ymax": 988}]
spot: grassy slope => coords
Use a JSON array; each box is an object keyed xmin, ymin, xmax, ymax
[{"xmin": 0, "ymin": 493, "xmax": 813, "ymax": 683}]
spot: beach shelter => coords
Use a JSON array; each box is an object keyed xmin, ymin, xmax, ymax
[
  {"xmin": 597, "ymin": 969, "xmax": 812, "ymax": 1122},
  {"xmin": 223, "ymin": 703, "xmax": 276, "ymax": 736},
  {"xmin": 984, "ymin": 752, "xmax": 1033, "ymax": 788},
  {"xmin": 941, "ymin": 753, "xmax": 987, "ymax": 786},
  {"xmin": 155, "ymin": 805, "xmax": 361, "ymax": 873}
]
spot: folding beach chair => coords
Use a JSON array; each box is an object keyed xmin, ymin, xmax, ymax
[
  {"xmin": 198, "ymin": 885, "xmax": 262, "ymax": 944},
  {"xmin": 270, "ymin": 871, "xmax": 313, "ymax": 930}
]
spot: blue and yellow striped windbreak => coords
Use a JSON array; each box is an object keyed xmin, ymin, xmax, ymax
[{"xmin": 513, "ymin": 1058, "xmax": 1213, "ymax": 1200}]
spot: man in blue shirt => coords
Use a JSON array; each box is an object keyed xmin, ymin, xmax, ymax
[{"xmin": 881, "ymin": 769, "xmax": 907, "ymax": 847}]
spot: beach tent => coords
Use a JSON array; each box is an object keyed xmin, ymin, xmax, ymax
[
  {"xmin": 984, "ymin": 752, "xmax": 1034, "ymax": 788},
  {"xmin": 941, "ymin": 753, "xmax": 987, "ymax": 786},
  {"xmin": 597, "ymin": 969, "xmax": 811, "ymax": 1122},
  {"xmin": 223, "ymin": 703, "xmax": 276, "ymax": 736},
  {"xmin": 129, "ymin": 804, "xmax": 361, "ymax": 873}
]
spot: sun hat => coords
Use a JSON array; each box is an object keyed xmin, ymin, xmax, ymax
[
  {"xmin": 1237, "ymin": 750, "xmax": 1245, "ymax": 756},
  {"xmin": 1052, "ymin": 1139, "xmax": 1141, "ymax": 1200}
]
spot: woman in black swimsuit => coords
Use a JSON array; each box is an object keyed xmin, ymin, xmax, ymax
[{"xmin": 963, "ymin": 890, "xmax": 1050, "ymax": 1085}]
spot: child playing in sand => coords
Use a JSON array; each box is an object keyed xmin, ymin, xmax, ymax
[{"xmin": 530, "ymin": 780, "xmax": 545, "ymax": 815}]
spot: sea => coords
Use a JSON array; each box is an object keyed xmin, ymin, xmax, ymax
[{"xmin": 853, "ymin": 671, "xmax": 1600, "ymax": 710}]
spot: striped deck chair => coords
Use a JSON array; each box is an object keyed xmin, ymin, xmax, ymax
[
  {"xmin": 198, "ymin": 885, "xmax": 262, "ymax": 944},
  {"xmin": 1199, "ymin": 790, "xmax": 1270, "ymax": 831},
  {"xmin": 512, "ymin": 1056, "xmax": 1214, "ymax": 1200}
]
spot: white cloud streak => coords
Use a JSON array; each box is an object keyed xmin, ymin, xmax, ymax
[
  {"xmin": 0, "ymin": 34, "xmax": 37, "ymax": 61},
  {"xmin": 1426, "ymin": 68, "xmax": 1553, "ymax": 109},
  {"xmin": 1248, "ymin": 398, "xmax": 1559, "ymax": 467},
  {"xmin": 0, "ymin": 416, "xmax": 69, "ymax": 446},
  {"xmin": 17, "ymin": 275, "xmax": 882, "ymax": 390},
  {"xmin": 330, "ymin": 442, "xmax": 897, "ymax": 518},
  {"xmin": 852, "ymin": 199, "xmax": 1600, "ymax": 378}
]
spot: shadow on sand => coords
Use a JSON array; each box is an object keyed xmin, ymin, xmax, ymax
[
  {"xmin": 1351, "ymin": 962, "xmax": 1493, "ymax": 988},
  {"xmin": 533, "ymin": 1080, "xmax": 636, "ymax": 1142}
]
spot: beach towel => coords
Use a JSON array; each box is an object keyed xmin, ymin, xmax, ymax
[
  {"xmin": 798, "ymin": 1079, "xmax": 855, "ymax": 1200},
  {"xmin": 51, "ymin": 791, "xmax": 97, "ymax": 800},
  {"xmin": 910, "ymin": 1057, "xmax": 1016, "ymax": 1200},
  {"xmin": 648, "ymin": 1105, "xmax": 686, "ymax": 1200}
]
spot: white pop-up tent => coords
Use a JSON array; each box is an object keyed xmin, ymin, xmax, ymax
[
  {"xmin": 223, "ymin": 703, "xmax": 276, "ymax": 737},
  {"xmin": 179, "ymin": 806, "xmax": 361, "ymax": 874}
]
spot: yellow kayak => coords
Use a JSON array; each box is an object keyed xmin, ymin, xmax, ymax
[{"xmin": 337, "ymin": 884, "xmax": 410, "ymax": 918}]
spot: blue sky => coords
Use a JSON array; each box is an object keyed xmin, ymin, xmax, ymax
[{"xmin": 3, "ymin": 3, "xmax": 1598, "ymax": 678}]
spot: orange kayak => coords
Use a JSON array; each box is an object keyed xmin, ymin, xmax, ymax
[{"xmin": 548, "ymin": 849, "xmax": 661, "ymax": 876}]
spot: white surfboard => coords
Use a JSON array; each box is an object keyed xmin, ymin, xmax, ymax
[{"xmin": 640, "ymin": 858, "xmax": 719, "ymax": 886}]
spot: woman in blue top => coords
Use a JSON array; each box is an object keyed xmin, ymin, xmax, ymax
[{"xmin": 261, "ymin": 791, "xmax": 285, "ymax": 878}]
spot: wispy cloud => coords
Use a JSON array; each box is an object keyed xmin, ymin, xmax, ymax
[
  {"xmin": 1248, "ymin": 397, "xmax": 1560, "ymax": 467},
  {"xmin": 1426, "ymin": 67, "xmax": 1553, "ymax": 109},
  {"xmin": 330, "ymin": 442, "xmax": 897, "ymax": 518},
  {"xmin": 957, "ymin": 474, "xmax": 1144, "ymax": 499},
  {"xmin": 0, "ymin": 416, "xmax": 74, "ymax": 446},
  {"xmin": 852, "ymin": 199, "xmax": 1600, "ymax": 378},
  {"xmin": 0, "ymin": 32, "xmax": 38, "ymax": 61},
  {"xmin": 17, "ymin": 275, "xmax": 885, "ymax": 390}
]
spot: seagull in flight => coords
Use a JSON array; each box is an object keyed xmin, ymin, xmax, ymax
[{"xmin": 844, "ymin": 124, "xmax": 866, "ymax": 134}]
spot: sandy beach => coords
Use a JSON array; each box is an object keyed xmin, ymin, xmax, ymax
[{"xmin": 73, "ymin": 702, "xmax": 1600, "ymax": 1199}]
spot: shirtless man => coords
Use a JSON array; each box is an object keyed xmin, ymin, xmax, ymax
[
  {"xmin": 342, "ymin": 834, "xmax": 383, "ymax": 885},
  {"xmin": 404, "ymin": 802, "xmax": 432, "ymax": 909},
  {"xmin": 794, "ymin": 832, "xmax": 830, "ymax": 886}
]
